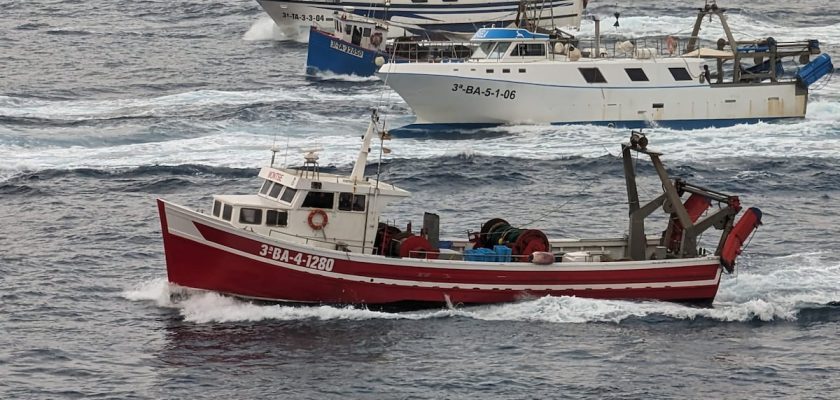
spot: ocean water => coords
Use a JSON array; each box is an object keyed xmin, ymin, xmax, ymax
[{"xmin": 2, "ymin": 0, "xmax": 840, "ymax": 398}]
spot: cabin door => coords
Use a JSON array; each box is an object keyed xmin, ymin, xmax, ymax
[
  {"xmin": 604, "ymin": 103, "xmax": 621, "ymax": 123},
  {"xmin": 767, "ymin": 97, "xmax": 783, "ymax": 116}
]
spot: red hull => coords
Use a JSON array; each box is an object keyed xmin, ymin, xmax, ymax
[{"xmin": 158, "ymin": 200, "xmax": 723, "ymax": 305}]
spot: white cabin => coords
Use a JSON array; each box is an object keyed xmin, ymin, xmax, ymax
[
  {"xmin": 208, "ymin": 114, "xmax": 409, "ymax": 254},
  {"xmin": 332, "ymin": 11, "xmax": 387, "ymax": 51},
  {"xmin": 210, "ymin": 166, "xmax": 408, "ymax": 254}
]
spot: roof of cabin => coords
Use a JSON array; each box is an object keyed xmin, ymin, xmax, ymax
[
  {"xmin": 471, "ymin": 28, "xmax": 550, "ymax": 42},
  {"xmin": 258, "ymin": 167, "xmax": 410, "ymax": 198},
  {"xmin": 214, "ymin": 194, "xmax": 288, "ymax": 208}
]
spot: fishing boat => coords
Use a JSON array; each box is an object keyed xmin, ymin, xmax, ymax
[
  {"xmin": 157, "ymin": 110, "xmax": 762, "ymax": 307},
  {"xmin": 306, "ymin": 11, "xmax": 472, "ymax": 77},
  {"xmin": 379, "ymin": 1, "xmax": 834, "ymax": 130},
  {"xmin": 257, "ymin": 0, "xmax": 586, "ymax": 41}
]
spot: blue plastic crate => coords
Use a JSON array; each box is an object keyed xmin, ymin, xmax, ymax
[{"xmin": 494, "ymin": 245, "xmax": 512, "ymax": 262}]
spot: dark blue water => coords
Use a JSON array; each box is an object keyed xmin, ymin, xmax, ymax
[{"xmin": 2, "ymin": 1, "xmax": 840, "ymax": 398}]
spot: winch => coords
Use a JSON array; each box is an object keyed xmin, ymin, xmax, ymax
[{"xmin": 473, "ymin": 218, "xmax": 550, "ymax": 261}]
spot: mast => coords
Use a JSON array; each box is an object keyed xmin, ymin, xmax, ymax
[{"xmin": 350, "ymin": 109, "xmax": 380, "ymax": 182}]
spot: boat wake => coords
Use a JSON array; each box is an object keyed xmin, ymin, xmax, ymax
[
  {"xmin": 307, "ymin": 70, "xmax": 381, "ymax": 83},
  {"xmin": 123, "ymin": 251, "xmax": 840, "ymax": 324},
  {"xmin": 242, "ymin": 16, "xmax": 298, "ymax": 42}
]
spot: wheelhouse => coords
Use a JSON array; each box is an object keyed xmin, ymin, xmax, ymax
[
  {"xmin": 209, "ymin": 164, "xmax": 409, "ymax": 253},
  {"xmin": 469, "ymin": 28, "xmax": 551, "ymax": 61},
  {"xmin": 333, "ymin": 11, "xmax": 388, "ymax": 50}
]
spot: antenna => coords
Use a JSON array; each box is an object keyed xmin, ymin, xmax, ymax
[
  {"xmin": 270, "ymin": 144, "xmax": 281, "ymax": 167},
  {"xmin": 283, "ymin": 135, "xmax": 290, "ymax": 168}
]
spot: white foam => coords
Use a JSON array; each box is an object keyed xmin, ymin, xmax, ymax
[
  {"xmin": 0, "ymin": 88, "xmax": 386, "ymax": 121},
  {"xmin": 242, "ymin": 16, "xmax": 287, "ymax": 41},
  {"xmin": 122, "ymin": 278, "xmax": 455, "ymax": 322},
  {"xmin": 121, "ymin": 278, "xmax": 173, "ymax": 308},
  {"xmin": 0, "ymin": 129, "xmax": 384, "ymax": 182},
  {"xmin": 122, "ymin": 251, "xmax": 840, "ymax": 324},
  {"xmin": 178, "ymin": 292, "xmax": 415, "ymax": 323},
  {"xmin": 310, "ymin": 70, "xmax": 382, "ymax": 82}
]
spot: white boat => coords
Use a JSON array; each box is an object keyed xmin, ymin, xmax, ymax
[
  {"xmin": 256, "ymin": 0, "xmax": 586, "ymax": 40},
  {"xmin": 379, "ymin": 2, "xmax": 834, "ymax": 130}
]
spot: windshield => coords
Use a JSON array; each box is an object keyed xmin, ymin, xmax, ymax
[
  {"xmin": 471, "ymin": 42, "xmax": 495, "ymax": 59},
  {"xmin": 471, "ymin": 41, "xmax": 512, "ymax": 60},
  {"xmin": 488, "ymin": 42, "xmax": 511, "ymax": 59}
]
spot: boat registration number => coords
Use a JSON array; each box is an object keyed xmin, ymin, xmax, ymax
[
  {"xmin": 259, "ymin": 244, "xmax": 335, "ymax": 272},
  {"xmin": 280, "ymin": 12, "xmax": 326, "ymax": 22},
  {"xmin": 330, "ymin": 40, "xmax": 364, "ymax": 59},
  {"xmin": 451, "ymin": 83, "xmax": 516, "ymax": 99}
]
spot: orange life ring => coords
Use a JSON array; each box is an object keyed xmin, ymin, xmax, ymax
[
  {"xmin": 666, "ymin": 35, "xmax": 677, "ymax": 55},
  {"xmin": 307, "ymin": 209, "xmax": 329, "ymax": 230},
  {"xmin": 370, "ymin": 32, "xmax": 383, "ymax": 47}
]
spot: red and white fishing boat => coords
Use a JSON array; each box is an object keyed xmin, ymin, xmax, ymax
[{"xmin": 157, "ymin": 111, "xmax": 762, "ymax": 307}]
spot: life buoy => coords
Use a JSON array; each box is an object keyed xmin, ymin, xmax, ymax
[
  {"xmin": 370, "ymin": 32, "xmax": 383, "ymax": 47},
  {"xmin": 666, "ymin": 35, "xmax": 678, "ymax": 55},
  {"xmin": 307, "ymin": 209, "xmax": 329, "ymax": 230}
]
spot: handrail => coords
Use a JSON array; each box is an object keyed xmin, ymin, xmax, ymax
[{"xmin": 267, "ymin": 228, "xmax": 370, "ymax": 248}]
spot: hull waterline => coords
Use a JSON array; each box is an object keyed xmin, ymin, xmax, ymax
[{"xmin": 159, "ymin": 200, "xmax": 723, "ymax": 306}]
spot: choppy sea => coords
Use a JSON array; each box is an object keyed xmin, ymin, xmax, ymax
[{"xmin": 2, "ymin": 1, "xmax": 840, "ymax": 398}]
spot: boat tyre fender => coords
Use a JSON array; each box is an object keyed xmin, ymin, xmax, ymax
[
  {"xmin": 720, "ymin": 207, "xmax": 762, "ymax": 273},
  {"xmin": 666, "ymin": 35, "xmax": 677, "ymax": 55},
  {"xmin": 308, "ymin": 209, "xmax": 329, "ymax": 230},
  {"xmin": 371, "ymin": 32, "xmax": 383, "ymax": 47}
]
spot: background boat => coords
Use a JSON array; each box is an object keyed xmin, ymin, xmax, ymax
[
  {"xmin": 305, "ymin": 13, "xmax": 473, "ymax": 77},
  {"xmin": 379, "ymin": 6, "xmax": 833, "ymax": 130},
  {"xmin": 256, "ymin": 0, "xmax": 587, "ymax": 40}
]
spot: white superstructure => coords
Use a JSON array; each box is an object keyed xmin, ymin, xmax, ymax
[
  {"xmin": 256, "ymin": 0, "xmax": 585, "ymax": 40},
  {"xmin": 379, "ymin": 4, "xmax": 829, "ymax": 129}
]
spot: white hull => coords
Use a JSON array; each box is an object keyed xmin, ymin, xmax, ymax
[
  {"xmin": 256, "ymin": 0, "xmax": 584, "ymax": 40},
  {"xmin": 379, "ymin": 59, "xmax": 808, "ymax": 128}
]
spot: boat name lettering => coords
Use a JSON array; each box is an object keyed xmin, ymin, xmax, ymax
[
  {"xmin": 258, "ymin": 244, "xmax": 335, "ymax": 272},
  {"xmin": 451, "ymin": 83, "xmax": 516, "ymax": 99},
  {"xmin": 268, "ymin": 171, "xmax": 284, "ymax": 181},
  {"xmin": 330, "ymin": 40, "xmax": 364, "ymax": 59},
  {"xmin": 281, "ymin": 12, "xmax": 325, "ymax": 22}
]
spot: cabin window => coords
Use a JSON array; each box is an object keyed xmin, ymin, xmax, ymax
[
  {"xmin": 335, "ymin": 21, "xmax": 340, "ymax": 32},
  {"xmin": 344, "ymin": 24, "xmax": 351, "ymax": 35},
  {"xmin": 486, "ymin": 69, "xmax": 494, "ymax": 73},
  {"xmin": 579, "ymin": 68, "xmax": 607, "ymax": 83},
  {"xmin": 519, "ymin": 68, "xmax": 526, "ymax": 73},
  {"xmin": 259, "ymin": 180, "xmax": 272, "ymax": 195},
  {"xmin": 488, "ymin": 42, "xmax": 511, "ymax": 59},
  {"xmin": 411, "ymin": 0, "xmax": 428, "ymax": 2},
  {"xmin": 212, "ymin": 200, "xmax": 221, "ymax": 217},
  {"xmin": 269, "ymin": 183, "xmax": 284, "ymax": 198},
  {"xmin": 351, "ymin": 26, "xmax": 362, "ymax": 46},
  {"xmin": 653, "ymin": 103, "xmax": 664, "ymax": 108},
  {"xmin": 625, "ymin": 68, "xmax": 649, "ymax": 81},
  {"xmin": 239, "ymin": 208, "xmax": 263, "ymax": 225},
  {"xmin": 338, "ymin": 193, "xmax": 366, "ymax": 212},
  {"xmin": 502, "ymin": 68, "xmax": 510, "ymax": 73},
  {"xmin": 669, "ymin": 67, "xmax": 692, "ymax": 81},
  {"xmin": 266, "ymin": 210, "xmax": 288, "ymax": 227},
  {"xmin": 222, "ymin": 204, "xmax": 232, "ymax": 221},
  {"xmin": 280, "ymin": 187, "xmax": 297, "ymax": 203},
  {"xmin": 442, "ymin": 0, "xmax": 458, "ymax": 2},
  {"xmin": 511, "ymin": 43, "xmax": 546, "ymax": 57},
  {"xmin": 302, "ymin": 191, "xmax": 335, "ymax": 209},
  {"xmin": 363, "ymin": 27, "xmax": 371, "ymax": 37}
]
